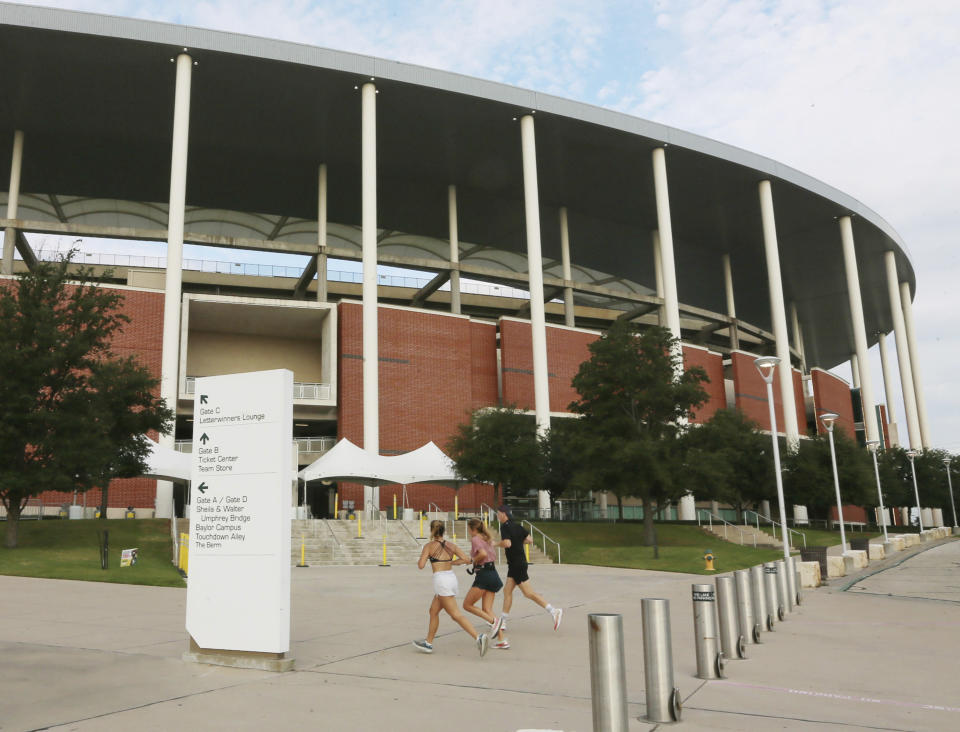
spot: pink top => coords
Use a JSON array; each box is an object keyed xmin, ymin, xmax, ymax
[{"xmin": 470, "ymin": 535, "xmax": 496, "ymax": 565}]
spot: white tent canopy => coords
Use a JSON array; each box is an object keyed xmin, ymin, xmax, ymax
[
  {"xmin": 297, "ymin": 438, "xmax": 462, "ymax": 486},
  {"xmin": 143, "ymin": 440, "xmax": 192, "ymax": 482}
]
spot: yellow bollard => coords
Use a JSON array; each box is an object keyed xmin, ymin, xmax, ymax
[
  {"xmin": 379, "ymin": 534, "xmax": 389, "ymax": 566},
  {"xmin": 524, "ymin": 543, "xmax": 529, "ymax": 562},
  {"xmin": 419, "ymin": 511, "xmax": 424, "ymax": 538},
  {"xmin": 297, "ymin": 533, "xmax": 308, "ymax": 568},
  {"xmin": 334, "ymin": 493, "xmax": 339, "ymax": 519},
  {"xmin": 393, "ymin": 494, "xmax": 397, "ymax": 520},
  {"xmin": 704, "ymin": 550, "xmax": 716, "ymax": 571},
  {"xmin": 178, "ymin": 533, "xmax": 189, "ymax": 574},
  {"xmin": 357, "ymin": 515, "xmax": 363, "ymax": 539},
  {"xmin": 455, "ymin": 495, "xmax": 459, "ymax": 520}
]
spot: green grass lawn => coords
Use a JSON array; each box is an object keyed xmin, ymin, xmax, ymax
[
  {"xmin": 0, "ymin": 518, "xmax": 185, "ymax": 588},
  {"xmin": 536, "ymin": 522, "xmax": 784, "ymax": 574},
  {"xmin": 773, "ymin": 526, "xmax": 882, "ymax": 550}
]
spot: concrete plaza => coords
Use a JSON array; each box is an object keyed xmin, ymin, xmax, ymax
[{"xmin": 1, "ymin": 538, "xmax": 958, "ymax": 731}]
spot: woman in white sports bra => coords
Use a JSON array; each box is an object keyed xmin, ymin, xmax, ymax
[{"xmin": 413, "ymin": 520, "xmax": 489, "ymax": 657}]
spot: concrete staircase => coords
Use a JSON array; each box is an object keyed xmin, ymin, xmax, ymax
[{"xmin": 290, "ymin": 519, "xmax": 555, "ymax": 566}]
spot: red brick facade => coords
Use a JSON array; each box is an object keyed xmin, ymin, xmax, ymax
[
  {"xmin": 810, "ymin": 368, "xmax": 856, "ymax": 440},
  {"xmin": 681, "ymin": 345, "xmax": 725, "ymax": 423}
]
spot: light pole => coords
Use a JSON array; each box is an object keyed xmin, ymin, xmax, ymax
[
  {"xmin": 865, "ymin": 440, "xmax": 889, "ymax": 544},
  {"xmin": 819, "ymin": 413, "xmax": 847, "ymax": 554},
  {"xmin": 907, "ymin": 450, "xmax": 923, "ymax": 531},
  {"xmin": 754, "ymin": 356, "xmax": 791, "ymax": 563},
  {"xmin": 944, "ymin": 457, "xmax": 957, "ymax": 529}
]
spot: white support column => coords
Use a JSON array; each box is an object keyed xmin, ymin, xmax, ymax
[
  {"xmin": 899, "ymin": 280, "xmax": 932, "ymax": 449},
  {"xmin": 519, "ymin": 114, "xmax": 551, "ymax": 518},
  {"xmin": 651, "ymin": 147, "xmax": 681, "ymax": 347},
  {"xmin": 758, "ymin": 180, "xmax": 800, "ymax": 448},
  {"xmin": 839, "ymin": 216, "xmax": 878, "ymax": 443},
  {"xmin": 790, "ymin": 302, "xmax": 807, "ymax": 374},
  {"xmin": 884, "ymin": 251, "xmax": 921, "ymax": 450},
  {"xmin": 559, "ymin": 206, "xmax": 575, "ymax": 327},
  {"xmin": 448, "ymin": 185, "xmax": 461, "ymax": 315},
  {"xmin": 158, "ymin": 53, "xmax": 193, "ymax": 519},
  {"xmin": 651, "ymin": 230, "xmax": 665, "ymax": 326},
  {"xmin": 2, "ymin": 129, "xmax": 24, "ymax": 275},
  {"xmin": 361, "ymin": 81, "xmax": 379, "ymax": 514},
  {"xmin": 316, "ymin": 164, "xmax": 328, "ymax": 303},
  {"xmin": 877, "ymin": 331, "xmax": 899, "ymax": 445},
  {"xmin": 850, "ymin": 353, "xmax": 861, "ymax": 389},
  {"xmin": 722, "ymin": 253, "xmax": 739, "ymax": 350}
]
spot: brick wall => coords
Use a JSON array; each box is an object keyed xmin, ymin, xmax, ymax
[
  {"xmin": 499, "ymin": 318, "xmax": 598, "ymax": 412},
  {"xmin": 337, "ymin": 303, "xmax": 496, "ymax": 511},
  {"xmin": 682, "ymin": 345, "xmax": 725, "ymax": 423},
  {"xmin": 810, "ymin": 368, "xmax": 856, "ymax": 440}
]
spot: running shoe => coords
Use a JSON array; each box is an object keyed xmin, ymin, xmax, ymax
[
  {"xmin": 413, "ymin": 639, "xmax": 433, "ymax": 654},
  {"xmin": 477, "ymin": 633, "xmax": 489, "ymax": 657},
  {"xmin": 490, "ymin": 616, "xmax": 504, "ymax": 636},
  {"xmin": 552, "ymin": 607, "xmax": 563, "ymax": 631},
  {"xmin": 492, "ymin": 640, "xmax": 511, "ymax": 650}
]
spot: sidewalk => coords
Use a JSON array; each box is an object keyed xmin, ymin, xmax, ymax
[{"xmin": 1, "ymin": 538, "xmax": 958, "ymax": 731}]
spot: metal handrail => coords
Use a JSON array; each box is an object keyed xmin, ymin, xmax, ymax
[
  {"xmin": 426, "ymin": 502, "xmax": 441, "ymax": 514},
  {"xmin": 398, "ymin": 518, "xmax": 422, "ymax": 546},
  {"xmin": 521, "ymin": 520, "xmax": 562, "ymax": 564},
  {"xmin": 697, "ymin": 509, "xmax": 757, "ymax": 547},
  {"xmin": 321, "ymin": 519, "xmax": 341, "ymax": 559},
  {"xmin": 744, "ymin": 510, "xmax": 806, "ymax": 549}
]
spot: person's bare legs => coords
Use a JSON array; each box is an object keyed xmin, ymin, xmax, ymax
[
  {"xmin": 503, "ymin": 577, "xmax": 517, "ymax": 614},
  {"xmin": 463, "ymin": 587, "xmax": 496, "ymax": 624},
  {"xmin": 425, "ymin": 594, "xmax": 442, "ymax": 644},
  {"xmin": 517, "ymin": 579, "xmax": 549, "ymax": 609},
  {"xmin": 439, "ymin": 595, "xmax": 479, "ymax": 639},
  {"xmin": 481, "ymin": 590, "xmax": 505, "ymax": 641}
]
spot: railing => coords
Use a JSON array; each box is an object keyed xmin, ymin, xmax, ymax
[
  {"xmin": 426, "ymin": 502, "xmax": 441, "ymax": 515},
  {"xmin": 184, "ymin": 376, "xmax": 331, "ymax": 401},
  {"xmin": 744, "ymin": 510, "xmax": 807, "ymax": 549},
  {"xmin": 521, "ymin": 520, "xmax": 561, "ymax": 564},
  {"xmin": 398, "ymin": 519, "xmax": 422, "ymax": 546},
  {"xmin": 322, "ymin": 519, "xmax": 342, "ymax": 560},
  {"xmin": 697, "ymin": 509, "xmax": 756, "ymax": 548},
  {"xmin": 176, "ymin": 436, "xmax": 334, "ymax": 454}
]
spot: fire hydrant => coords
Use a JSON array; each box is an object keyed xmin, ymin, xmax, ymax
[{"xmin": 704, "ymin": 550, "xmax": 716, "ymax": 571}]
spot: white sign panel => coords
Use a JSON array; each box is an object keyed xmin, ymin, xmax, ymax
[{"xmin": 185, "ymin": 369, "xmax": 293, "ymax": 653}]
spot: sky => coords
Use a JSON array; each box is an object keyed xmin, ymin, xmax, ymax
[{"xmin": 9, "ymin": 0, "xmax": 960, "ymax": 452}]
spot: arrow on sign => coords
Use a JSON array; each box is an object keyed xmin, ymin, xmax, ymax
[
  {"xmin": 199, "ymin": 433, "xmax": 210, "ymax": 444},
  {"xmin": 200, "ymin": 394, "xmax": 209, "ymax": 404},
  {"xmin": 197, "ymin": 482, "xmax": 209, "ymax": 494}
]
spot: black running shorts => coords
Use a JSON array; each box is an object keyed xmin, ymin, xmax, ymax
[{"xmin": 506, "ymin": 562, "xmax": 530, "ymax": 584}]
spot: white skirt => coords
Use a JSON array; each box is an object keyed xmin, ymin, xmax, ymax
[{"xmin": 432, "ymin": 569, "xmax": 458, "ymax": 597}]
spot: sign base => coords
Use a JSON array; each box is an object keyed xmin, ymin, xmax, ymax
[{"xmin": 183, "ymin": 636, "xmax": 294, "ymax": 673}]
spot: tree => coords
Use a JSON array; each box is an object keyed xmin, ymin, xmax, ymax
[
  {"xmin": 879, "ymin": 446, "xmax": 957, "ymax": 525},
  {"xmin": 682, "ymin": 408, "xmax": 773, "ymax": 521},
  {"xmin": 539, "ymin": 416, "xmax": 584, "ymax": 506},
  {"xmin": 782, "ymin": 431, "xmax": 874, "ymax": 520},
  {"xmin": 569, "ymin": 321, "xmax": 708, "ymax": 545},
  {"xmin": 0, "ymin": 254, "xmax": 173, "ymax": 548},
  {"xmin": 447, "ymin": 407, "xmax": 541, "ymax": 506}
]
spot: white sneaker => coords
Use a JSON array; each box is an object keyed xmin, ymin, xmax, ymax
[
  {"xmin": 477, "ymin": 633, "xmax": 489, "ymax": 657},
  {"xmin": 493, "ymin": 639, "xmax": 511, "ymax": 650},
  {"xmin": 552, "ymin": 608, "xmax": 563, "ymax": 631},
  {"xmin": 490, "ymin": 616, "xmax": 504, "ymax": 636},
  {"xmin": 413, "ymin": 639, "xmax": 433, "ymax": 653}
]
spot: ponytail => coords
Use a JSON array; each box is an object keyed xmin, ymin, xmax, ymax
[{"xmin": 467, "ymin": 517, "xmax": 491, "ymax": 543}]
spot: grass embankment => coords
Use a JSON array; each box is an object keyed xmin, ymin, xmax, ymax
[
  {"xmin": 538, "ymin": 522, "xmax": 783, "ymax": 574},
  {"xmin": 784, "ymin": 527, "xmax": 881, "ymax": 549},
  {"xmin": 0, "ymin": 518, "xmax": 185, "ymax": 588}
]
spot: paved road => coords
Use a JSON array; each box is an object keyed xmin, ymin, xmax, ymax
[{"xmin": 1, "ymin": 539, "xmax": 958, "ymax": 731}]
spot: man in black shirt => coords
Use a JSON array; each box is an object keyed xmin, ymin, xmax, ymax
[{"xmin": 496, "ymin": 505, "xmax": 562, "ymax": 632}]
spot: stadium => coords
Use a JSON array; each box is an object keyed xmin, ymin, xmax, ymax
[{"xmin": 0, "ymin": 4, "xmax": 932, "ymax": 522}]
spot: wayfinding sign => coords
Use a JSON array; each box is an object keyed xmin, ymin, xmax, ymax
[{"xmin": 185, "ymin": 369, "xmax": 293, "ymax": 654}]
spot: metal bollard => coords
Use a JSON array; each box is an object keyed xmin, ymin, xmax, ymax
[
  {"xmin": 764, "ymin": 562, "xmax": 783, "ymax": 623},
  {"xmin": 750, "ymin": 564, "xmax": 771, "ymax": 633},
  {"xmin": 692, "ymin": 584, "xmax": 724, "ymax": 679},
  {"xmin": 734, "ymin": 569, "xmax": 759, "ymax": 646},
  {"xmin": 588, "ymin": 613, "xmax": 628, "ymax": 732},
  {"xmin": 716, "ymin": 576, "xmax": 745, "ymax": 660},
  {"xmin": 788, "ymin": 555, "xmax": 802, "ymax": 606},
  {"xmin": 642, "ymin": 599, "xmax": 682, "ymax": 723},
  {"xmin": 775, "ymin": 559, "xmax": 792, "ymax": 615}
]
